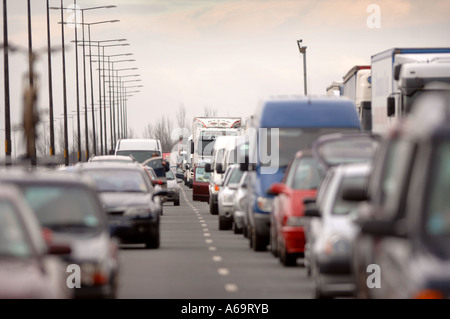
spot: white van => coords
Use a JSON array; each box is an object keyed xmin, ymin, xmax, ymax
[
  {"xmin": 205, "ymin": 136, "xmax": 238, "ymax": 215},
  {"xmin": 115, "ymin": 139, "xmax": 162, "ymax": 163}
]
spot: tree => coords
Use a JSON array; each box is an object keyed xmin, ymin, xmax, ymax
[
  {"xmin": 154, "ymin": 115, "xmax": 175, "ymax": 153},
  {"xmin": 176, "ymin": 104, "xmax": 188, "ymax": 131},
  {"xmin": 203, "ymin": 106, "xmax": 217, "ymax": 117},
  {"xmin": 142, "ymin": 123, "xmax": 155, "ymax": 139}
]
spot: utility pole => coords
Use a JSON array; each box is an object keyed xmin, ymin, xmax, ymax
[{"xmin": 297, "ymin": 39, "xmax": 307, "ymax": 95}]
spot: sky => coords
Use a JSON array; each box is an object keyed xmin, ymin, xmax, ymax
[{"xmin": 1, "ymin": 0, "xmax": 450, "ymax": 159}]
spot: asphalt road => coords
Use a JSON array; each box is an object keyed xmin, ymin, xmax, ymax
[{"xmin": 117, "ymin": 185, "xmax": 313, "ymax": 299}]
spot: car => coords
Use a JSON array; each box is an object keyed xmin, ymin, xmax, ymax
[
  {"xmin": 349, "ymin": 90, "xmax": 450, "ymax": 299},
  {"xmin": 305, "ymin": 163, "xmax": 371, "ymax": 299},
  {"xmin": 165, "ymin": 169, "xmax": 182, "ymax": 206},
  {"xmin": 0, "ymin": 184, "xmax": 72, "ymax": 299},
  {"xmin": 74, "ymin": 162, "xmax": 167, "ymax": 249},
  {"xmin": 267, "ymin": 149, "xmax": 323, "ymax": 266},
  {"xmin": 88, "ymin": 155, "xmax": 136, "ymax": 163},
  {"xmin": 114, "ymin": 138, "xmax": 162, "ymax": 162},
  {"xmin": 0, "ymin": 169, "xmax": 120, "ymax": 299},
  {"xmin": 142, "ymin": 156, "xmax": 170, "ymax": 202},
  {"xmin": 232, "ymin": 171, "xmax": 249, "ymax": 235},
  {"xmin": 192, "ymin": 163, "xmax": 211, "ymax": 202},
  {"xmin": 217, "ymin": 164, "xmax": 244, "ymax": 230}
]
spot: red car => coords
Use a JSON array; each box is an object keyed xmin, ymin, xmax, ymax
[
  {"xmin": 269, "ymin": 150, "xmax": 323, "ymax": 266},
  {"xmin": 192, "ymin": 163, "xmax": 211, "ymax": 202}
]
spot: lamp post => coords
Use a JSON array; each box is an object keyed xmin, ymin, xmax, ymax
[
  {"xmin": 3, "ymin": 0, "xmax": 11, "ymax": 163},
  {"xmin": 46, "ymin": 0, "xmax": 55, "ymax": 157},
  {"xmin": 74, "ymin": 41, "xmax": 128, "ymax": 154},
  {"xmin": 297, "ymin": 39, "xmax": 307, "ymax": 95},
  {"xmin": 51, "ymin": 5, "xmax": 117, "ymax": 160}
]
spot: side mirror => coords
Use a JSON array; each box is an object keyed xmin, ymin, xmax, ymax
[
  {"xmin": 267, "ymin": 183, "xmax": 286, "ymax": 196},
  {"xmin": 153, "ymin": 189, "xmax": 169, "ymax": 200},
  {"xmin": 205, "ymin": 163, "xmax": 211, "ymax": 173},
  {"xmin": 304, "ymin": 204, "xmax": 320, "ymax": 218},
  {"xmin": 216, "ymin": 163, "xmax": 224, "ymax": 174},
  {"xmin": 241, "ymin": 183, "xmax": 247, "ymax": 189},
  {"xmin": 359, "ymin": 219, "xmax": 405, "ymax": 237},
  {"xmin": 190, "ymin": 141, "xmax": 194, "ymax": 154},
  {"xmin": 342, "ymin": 186, "xmax": 369, "ymax": 202},
  {"xmin": 387, "ymin": 96, "xmax": 396, "ymax": 117},
  {"xmin": 303, "ymin": 197, "xmax": 316, "ymax": 205},
  {"xmin": 47, "ymin": 243, "xmax": 72, "ymax": 256},
  {"xmin": 240, "ymin": 162, "xmax": 249, "ymax": 172}
]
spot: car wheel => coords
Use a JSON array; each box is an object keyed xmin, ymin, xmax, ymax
[
  {"xmin": 145, "ymin": 227, "xmax": 160, "ymax": 249},
  {"xmin": 252, "ymin": 228, "xmax": 267, "ymax": 252},
  {"xmin": 174, "ymin": 198, "xmax": 180, "ymax": 206},
  {"xmin": 232, "ymin": 221, "xmax": 242, "ymax": 234},
  {"xmin": 209, "ymin": 201, "xmax": 218, "ymax": 215},
  {"xmin": 219, "ymin": 216, "xmax": 232, "ymax": 230},
  {"xmin": 312, "ymin": 262, "xmax": 330, "ymax": 299},
  {"xmin": 280, "ymin": 248, "xmax": 297, "ymax": 267},
  {"xmin": 270, "ymin": 225, "xmax": 278, "ymax": 257}
]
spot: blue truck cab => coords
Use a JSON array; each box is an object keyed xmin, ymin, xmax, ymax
[{"xmin": 243, "ymin": 96, "xmax": 361, "ymax": 251}]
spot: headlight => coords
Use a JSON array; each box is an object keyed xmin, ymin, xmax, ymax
[
  {"xmin": 80, "ymin": 262, "xmax": 109, "ymax": 286},
  {"xmin": 257, "ymin": 197, "xmax": 273, "ymax": 213},
  {"xmin": 124, "ymin": 206, "xmax": 151, "ymax": 217},
  {"xmin": 238, "ymin": 197, "xmax": 246, "ymax": 210},
  {"xmin": 286, "ymin": 216, "xmax": 307, "ymax": 227},
  {"xmin": 223, "ymin": 193, "xmax": 235, "ymax": 205},
  {"xmin": 323, "ymin": 234, "xmax": 350, "ymax": 254}
]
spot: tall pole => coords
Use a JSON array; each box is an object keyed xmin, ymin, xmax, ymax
[
  {"xmin": 87, "ymin": 25, "xmax": 97, "ymax": 156},
  {"xmin": 46, "ymin": 0, "xmax": 55, "ymax": 157},
  {"xmin": 27, "ymin": 0, "xmax": 33, "ymax": 87},
  {"xmin": 297, "ymin": 39, "xmax": 307, "ymax": 96},
  {"xmin": 61, "ymin": 0, "xmax": 69, "ymax": 166},
  {"xmin": 102, "ymin": 47, "xmax": 108, "ymax": 154},
  {"xmin": 74, "ymin": 1, "xmax": 81, "ymax": 161},
  {"xmin": 81, "ymin": 11, "xmax": 89, "ymax": 160},
  {"xmin": 109, "ymin": 59, "xmax": 116, "ymax": 148},
  {"xmin": 97, "ymin": 43, "xmax": 103, "ymax": 155},
  {"xmin": 3, "ymin": 0, "xmax": 11, "ymax": 162}
]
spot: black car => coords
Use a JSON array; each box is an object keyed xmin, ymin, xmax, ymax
[
  {"xmin": 0, "ymin": 169, "xmax": 120, "ymax": 299},
  {"xmin": 75, "ymin": 162, "xmax": 167, "ymax": 249}
]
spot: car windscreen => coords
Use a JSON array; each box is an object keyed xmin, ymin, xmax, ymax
[
  {"xmin": 262, "ymin": 127, "xmax": 359, "ymax": 168},
  {"xmin": 425, "ymin": 141, "xmax": 450, "ymax": 258},
  {"xmin": 166, "ymin": 170, "xmax": 175, "ymax": 180},
  {"xmin": 21, "ymin": 185, "xmax": 104, "ymax": 233},
  {"xmin": 291, "ymin": 157, "xmax": 322, "ymax": 190},
  {"xmin": 332, "ymin": 175, "xmax": 368, "ymax": 215},
  {"xmin": 0, "ymin": 200, "xmax": 32, "ymax": 258},
  {"xmin": 116, "ymin": 150, "xmax": 160, "ymax": 163},
  {"xmin": 195, "ymin": 167, "xmax": 211, "ymax": 182},
  {"xmin": 227, "ymin": 168, "xmax": 244, "ymax": 186},
  {"xmin": 144, "ymin": 159, "xmax": 166, "ymax": 177},
  {"xmin": 83, "ymin": 169, "xmax": 149, "ymax": 193}
]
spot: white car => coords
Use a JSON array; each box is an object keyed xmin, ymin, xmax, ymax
[
  {"xmin": 304, "ymin": 163, "xmax": 371, "ymax": 299},
  {"xmin": 217, "ymin": 164, "xmax": 244, "ymax": 231}
]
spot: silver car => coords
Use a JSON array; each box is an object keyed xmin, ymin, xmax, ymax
[
  {"xmin": 217, "ymin": 164, "xmax": 244, "ymax": 231},
  {"xmin": 305, "ymin": 163, "xmax": 371, "ymax": 299},
  {"xmin": 232, "ymin": 171, "xmax": 249, "ymax": 234}
]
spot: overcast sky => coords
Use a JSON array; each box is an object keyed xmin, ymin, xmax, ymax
[{"xmin": 1, "ymin": 0, "xmax": 450, "ymax": 158}]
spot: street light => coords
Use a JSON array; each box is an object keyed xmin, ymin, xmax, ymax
[
  {"xmin": 297, "ymin": 39, "xmax": 307, "ymax": 95},
  {"xmin": 3, "ymin": 0, "xmax": 11, "ymax": 163},
  {"xmin": 51, "ymin": 4, "xmax": 117, "ymax": 160}
]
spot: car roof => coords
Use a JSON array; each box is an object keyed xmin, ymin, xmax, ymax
[
  {"xmin": 75, "ymin": 162, "xmax": 145, "ymax": 170},
  {"xmin": 0, "ymin": 167, "xmax": 96, "ymax": 187}
]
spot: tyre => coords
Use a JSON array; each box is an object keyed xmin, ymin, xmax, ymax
[
  {"xmin": 209, "ymin": 201, "xmax": 218, "ymax": 215},
  {"xmin": 252, "ymin": 228, "xmax": 267, "ymax": 252},
  {"xmin": 232, "ymin": 221, "xmax": 243, "ymax": 234},
  {"xmin": 145, "ymin": 227, "xmax": 160, "ymax": 249},
  {"xmin": 270, "ymin": 224, "xmax": 278, "ymax": 257},
  {"xmin": 280, "ymin": 246, "xmax": 297, "ymax": 267},
  {"xmin": 174, "ymin": 198, "xmax": 180, "ymax": 206},
  {"xmin": 219, "ymin": 216, "xmax": 232, "ymax": 230}
]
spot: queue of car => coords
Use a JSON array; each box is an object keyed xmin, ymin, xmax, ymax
[
  {"xmin": 0, "ymin": 153, "xmax": 177, "ymax": 299},
  {"xmin": 188, "ymin": 92, "xmax": 450, "ymax": 299}
]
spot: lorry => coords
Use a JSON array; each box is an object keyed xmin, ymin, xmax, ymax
[
  {"xmin": 326, "ymin": 81, "xmax": 343, "ymax": 96},
  {"xmin": 187, "ymin": 117, "xmax": 242, "ymax": 187},
  {"xmin": 342, "ymin": 65, "xmax": 372, "ymax": 131},
  {"xmin": 115, "ymin": 138, "xmax": 162, "ymax": 163},
  {"xmin": 370, "ymin": 48, "xmax": 450, "ymax": 134}
]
